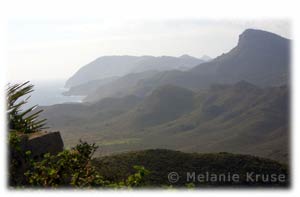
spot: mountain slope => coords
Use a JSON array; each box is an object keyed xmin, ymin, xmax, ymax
[
  {"xmin": 84, "ymin": 70, "xmax": 161, "ymax": 102},
  {"xmin": 138, "ymin": 82, "xmax": 289, "ymax": 163},
  {"xmin": 40, "ymin": 95, "xmax": 142, "ymax": 128},
  {"xmin": 131, "ymin": 85, "xmax": 195, "ymax": 127},
  {"xmin": 41, "ymin": 82, "xmax": 289, "ymax": 163},
  {"xmin": 63, "ymin": 76, "xmax": 119, "ymax": 96}
]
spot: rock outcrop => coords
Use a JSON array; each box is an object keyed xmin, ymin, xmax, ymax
[
  {"xmin": 9, "ymin": 131, "xmax": 64, "ymax": 185},
  {"xmin": 23, "ymin": 131, "xmax": 64, "ymax": 159}
]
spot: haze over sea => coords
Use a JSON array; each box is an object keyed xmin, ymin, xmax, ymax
[{"xmin": 12, "ymin": 80, "xmax": 84, "ymax": 108}]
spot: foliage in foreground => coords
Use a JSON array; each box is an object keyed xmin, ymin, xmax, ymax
[{"xmin": 24, "ymin": 141, "xmax": 149, "ymax": 188}]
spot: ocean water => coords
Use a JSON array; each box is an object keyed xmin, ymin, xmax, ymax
[{"xmin": 20, "ymin": 80, "xmax": 84, "ymax": 107}]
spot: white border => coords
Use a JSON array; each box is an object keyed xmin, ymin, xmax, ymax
[{"xmin": 0, "ymin": 0, "xmax": 299, "ymax": 196}]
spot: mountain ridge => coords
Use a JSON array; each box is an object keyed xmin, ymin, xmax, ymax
[
  {"xmin": 84, "ymin": 29, "xmax": 290, "ymax": 103},
  {"xmin": 65, "ymin": 55, "xmax": 206, "ymax": 88}
]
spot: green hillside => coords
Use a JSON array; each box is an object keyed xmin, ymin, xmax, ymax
[{"xmin": 93, "ymin": 149, "xmax": 289, "ymax": 187}]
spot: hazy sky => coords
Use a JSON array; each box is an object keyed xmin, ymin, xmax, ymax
[{"xmin": 7, "ymin": 18, "xmax": 290, "ymax": 81}]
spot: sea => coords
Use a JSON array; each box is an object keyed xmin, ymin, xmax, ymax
[{"xmin": 14, "ymin": 80, "xmax": 85, "ymax": 108}]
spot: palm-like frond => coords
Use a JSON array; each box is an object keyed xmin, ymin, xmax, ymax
[{"xmin": 7, "ymin": 81, "xmax": 48, "ymax": 133}]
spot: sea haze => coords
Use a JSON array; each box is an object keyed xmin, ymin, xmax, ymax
[{"xmin": 21, "ymin": 80, "xmax": 84, "ymax": 107}]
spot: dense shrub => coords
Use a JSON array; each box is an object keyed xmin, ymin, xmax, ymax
[{"xmin": 23, "ymin": 141, "xmax": 149, "ymax": 188}]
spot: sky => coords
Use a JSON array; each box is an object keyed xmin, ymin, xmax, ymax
[{"xmin": 3, "ymin": 1, "xmax": 291, "ymax": 82}]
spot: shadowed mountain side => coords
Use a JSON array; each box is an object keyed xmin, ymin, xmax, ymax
[{"xmin": 40, "ymin": 82, "xmax": 289, "ymax": 163}]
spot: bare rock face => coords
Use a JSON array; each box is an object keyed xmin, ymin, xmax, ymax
[
  {"xmin": 12, "ymin": 131, "xmax": 64, "ymax": 159},
  {"xmin": 25, "ymin": 131, "xmax": 64, "ymax": 159}
]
